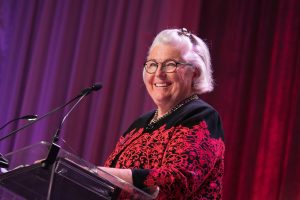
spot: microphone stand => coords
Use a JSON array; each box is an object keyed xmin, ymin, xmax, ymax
[
  {"xmin": 41, "ymin": 94, "xmax": 87, "ymax": 168},
  {"xmin": 0, "ymin": 97, "xmax": 78, "ymax": 169},
  {"xmin": 0, "ymin": 115, "xmax": 38, "ymax": 168},
  {"xmin": 0, "ymin": 154, "xmax": 9, "ymax": 168},
  {"xmin": 0, "ymin": 83, "xmax": 102, "ymax": 169},
  {"xmin": 0, "ymin": 95, "xmax": 81, "ymax": 143},
  {"xmin": 0, "ymin": 115, "xmax": 38, "ymax": 131}
]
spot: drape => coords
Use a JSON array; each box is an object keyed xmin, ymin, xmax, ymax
[{"xmin": 0, "ymin": 0, "xmax": 299, "ymax": 199}]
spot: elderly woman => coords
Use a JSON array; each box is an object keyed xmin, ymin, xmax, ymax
[{"xmin": 101, "ymin": 28, "xmax": 225, "ymax": 199}]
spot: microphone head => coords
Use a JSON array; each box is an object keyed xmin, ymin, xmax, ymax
[
  {"xmin": 91, "ymin": 83, "xmax": 102, "ymax": 91},
  {"xmin": 20, "ymin": 115, "xmax": 38, "ymax": 121},
  {"xmin": 79, "ymin": 83, "xmax": 102, "ymax": 97}
]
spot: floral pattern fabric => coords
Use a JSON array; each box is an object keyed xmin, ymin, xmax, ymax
[{"xmin": 104, "ymin": 99, "xmax": 225, "ymax": 200}]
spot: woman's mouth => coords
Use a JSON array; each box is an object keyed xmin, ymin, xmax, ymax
[{"xmin": 154, "ymin": 83, "xmax": 171, "ymax": 87}]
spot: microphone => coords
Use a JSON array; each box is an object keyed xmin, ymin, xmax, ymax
[
  {"xmin": 78, "ymin": 82, "xmax": 102, "ymax": 97},
  {"xmin": 42, "ymin": 94, "xmax": 89, "ymax": 168},
  {"xmin": 42, "ymin": 82, "xmax": 102, "ymax": 168},
  {"xmin": 0, "ymin": 83, "xmax": 102, "ymax": 143},
  {"xmin": 0, "ymin": 153, "xmax": 9, "ymax": 168},
  {"xmin": 0, "ymin": 114, "xmax": 37, "ymax": 168},
  {"xmin": 0, "ymin": 115, "xmax": 38, "ymax": 131},
  {"xmin": 0, "ymin": 83, "xmax": 102, "ymax": 168}
]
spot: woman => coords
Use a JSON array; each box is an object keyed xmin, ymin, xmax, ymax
[{"xmin": 100, "ymin": 28, "xmax": 225, "ymax": 200}]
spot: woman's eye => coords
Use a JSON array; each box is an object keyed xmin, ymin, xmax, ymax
[
  {"xmin": 165, "ymin": 62, "xmax": 176, "ymax": 67},
  {"xmin": 149, "ymin": 63, "xmax": 158, "ymax": 67}
]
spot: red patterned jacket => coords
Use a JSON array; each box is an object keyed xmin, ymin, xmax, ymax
[{"xmin": 104, "ymin": 98, "xmax": 225, "ymax": 200}]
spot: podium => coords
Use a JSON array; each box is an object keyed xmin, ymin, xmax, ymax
[{"xmin": 0, "ymin": 141, "xmax": 158, "ymax": 199}]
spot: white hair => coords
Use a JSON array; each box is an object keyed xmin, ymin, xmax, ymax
[{"xmin": 148, "ymin": 28, "xmax": 214, "ymax": 94}]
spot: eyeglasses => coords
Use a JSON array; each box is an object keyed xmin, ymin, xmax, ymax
[{"xmin": 144, "ymin": 59, "xmax": 193, "ymax": 74}]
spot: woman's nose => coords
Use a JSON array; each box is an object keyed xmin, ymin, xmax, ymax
[{"xmin": 155, "ymin": 64, "xmax": 167, "ymax": 78}]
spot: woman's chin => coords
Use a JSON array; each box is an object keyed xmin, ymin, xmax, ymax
[{"xmin": 152, "ymin": 96, "xmax": 174, "ymax": 106}]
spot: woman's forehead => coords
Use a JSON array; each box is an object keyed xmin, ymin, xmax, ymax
[{"xmin": 147, "ymin": 44, "xmax": 182, "ymax": 60}]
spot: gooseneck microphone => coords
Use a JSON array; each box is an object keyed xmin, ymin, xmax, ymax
[
  {"xmin": 42, "ymin": 83, "xmax": 102, "ymax": 168},
  {"xmin": 0, "ymin": 83, "xmax": 102, "ymax": 168},
  {"xmin": 0, "ymin": 83, "xmax": 102, "ymax": 143},
  {"xmin": 42, "ymin": 95, "xmax": 88, "ymax": 168},
  {"xmin": 0, "ymin": 115, "xmax": 37, "ymax": 168},
  {"xmin": 78, "ymin": 82, "xmax": 102, "ymax": 97},
  {"xmin": 0, "ymin": 115, "xmax": 38, "ymax": 131}
]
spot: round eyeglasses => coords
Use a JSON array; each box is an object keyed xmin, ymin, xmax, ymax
[{"xmin": 144, "ymin": 59, "xmax": 193, "ymax": 74}]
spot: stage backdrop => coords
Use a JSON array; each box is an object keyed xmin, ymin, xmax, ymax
[{"xmin": 0, "ymin": 0, "xmax": 299, "ymax": 199}]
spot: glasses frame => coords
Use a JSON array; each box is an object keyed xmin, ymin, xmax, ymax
[{"xmin": 144, "ymin": 59, "xmax": 193, "ymax": 74}]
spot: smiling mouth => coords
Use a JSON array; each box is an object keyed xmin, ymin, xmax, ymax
[{"xmin": 154, "ymin": 83, "xmax": 171, "ymax": 87}]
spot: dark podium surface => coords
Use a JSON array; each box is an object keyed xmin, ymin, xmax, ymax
[{"xmin": 0, "ymin": 141, "xmax": 158, "ymax": 200}]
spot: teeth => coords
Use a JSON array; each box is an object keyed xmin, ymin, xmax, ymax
[{"xmin": 155, "ymin": 83, "xmax": 168, "ymax": 87}]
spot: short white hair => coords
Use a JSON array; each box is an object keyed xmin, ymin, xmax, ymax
[{"xmin": 148, "ymin": 28, "xmax": 214, "ymax": 94}]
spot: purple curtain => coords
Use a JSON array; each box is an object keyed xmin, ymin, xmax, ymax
[{"xmin": 1, "ymin": 0, "xmax": 300, "ymax": 199}]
